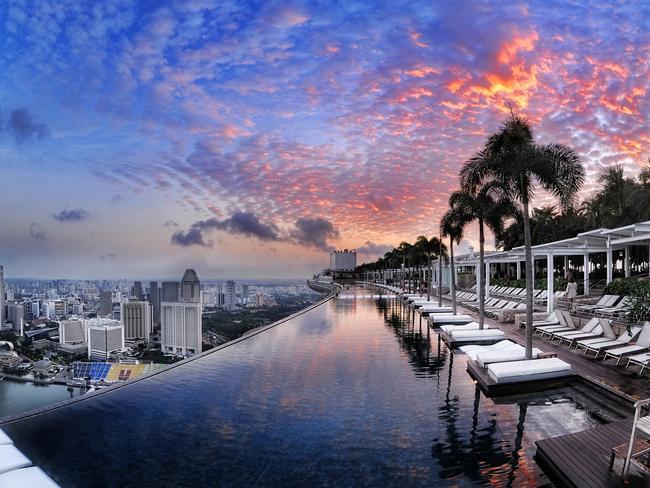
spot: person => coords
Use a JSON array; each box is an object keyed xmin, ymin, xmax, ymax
[{"xmin": 566, "ymin": 275, "xmax": 578, "ymax": 310}]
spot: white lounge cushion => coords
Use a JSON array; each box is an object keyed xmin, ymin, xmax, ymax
[
  {"xmin": 460, "ymin": 340, "xmax": 515, "ymax": 359},
  {"xmin": 440, "ymin": 321, "xmax": 483, "ymax": 333},
  {"xmin": 487, "ymin": 358, "xmax": 571, "ymax": 384},
  {"xmin": 0, "ymin": 445, "xmax": 31, "ymax": 474},
  {"xmin": 0, "ymin": 429, "xmax": 12, "ymax": 445},
  {"xmin": 0, "ymin": 467, "xmax": 60, "ymax": 488},
  {"xmin": 431, "ymin": 314, "xmax": 473, "ymax": 323},
  {"xmin": 450, "ymin": 329, "xmax": 505, "ymax": 340},
  {"xmin": 476, "ymin": 346, "xmax": 543, "ymax": 368}
]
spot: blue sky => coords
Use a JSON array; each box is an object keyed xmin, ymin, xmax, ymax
[{"xmin": 1, "ymin": 0, "xmax": 649, "ymax": 279}]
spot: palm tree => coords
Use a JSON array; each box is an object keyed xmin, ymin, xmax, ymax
[
  {"xmin": 441, "ymin": 206, "xmax": 465, "ymax": 315},
  {"xmin": 396, "ymin": 241, "xmax": 412, "ymax": 292},
  {"xmin": 460, "ymin": 115, "xmax": 584, "ymax": 359},
  {"xmin": 450, "ymin": 181, "xmax": 515, "ymax": 329},
  {"xmin": 415, "ymin": 235, "xmax": 448, "ymax": 301}
]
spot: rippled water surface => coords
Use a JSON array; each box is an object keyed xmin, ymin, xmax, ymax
[
  {"xmin": 2, "ymin": 288, "xmax": 627, "ymax": 487},
  {"xmin": 0, "ymin": 380, "xmax": 82, "ymax": 418}
]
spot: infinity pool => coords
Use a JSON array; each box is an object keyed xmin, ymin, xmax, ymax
[{"xmin": 1, "ymin": 288, "xmax": 627, "ymax": 487}]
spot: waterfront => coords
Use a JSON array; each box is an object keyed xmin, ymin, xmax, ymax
[
  {"xmin": 2, "ymin": 288, "xmax": 628, "ymax": 487},
  {"xmin": 0, "ymin": 379, "xmax": 83, "ymax": 419}
]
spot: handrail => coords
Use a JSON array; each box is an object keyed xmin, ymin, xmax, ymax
[{"xmin": 622, "ymin": 397, "xmax": 650, "ymax": 478}]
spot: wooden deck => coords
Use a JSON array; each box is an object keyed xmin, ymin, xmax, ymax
[{"xmin": 536, "ymin": 418, "xmax": 650, "ymax": 487}]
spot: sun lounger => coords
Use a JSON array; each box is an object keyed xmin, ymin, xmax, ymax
[
  {"xmin": 594, "ymin": 297, "xmax": 632, "ymax": 317},
  {"xmin": 576, "ymin": 324, "xmax": 640, "ymax": 356},
  {"xmin": 575, "ymin": 295, "xmax": 618, "ymax": 313},
  {"xmin": 539, "ymin": 312, "xmax": 577, "ymax": 337},
  {"xmin": 0, "ymin": 467, "xmax": 61, "ymax": 488},
  {"xmin": 555, "ymin": 320, "xmax": 606, "ymax": 345},
  {"xmin": 430, "ymin": 314, "xmax": 474, "ymax": 325},
  {"xmin": 449, "ymin": 329, "xmax": 506, "ymax": 343},
  {"xmin": 0, "ymin": 445, "xmax": 32, "ymax": 475},
  {"xmin": 548, "ymin": 317, "xmax": 598, "ymax": 342},
  {"xmin": 419, "ymin": 305, "xmax": 453, "ymax": 314},
  {"xmin": 476, "ymin": 344, "xmax": 544, "ymax": 368},
  {"xmin": 603, "ymin": 322, "xmax": 650, "ymax": 365},
  {"xmin": 460, "ymin": 340, "xmax": 516, "ymax": 359},
  {"xmin": 440, "ymin": 321, "xmax": 484, "ymax": 333},
  {"xmin": 487, "ymin": 358, "xmax": 572, "ymax": 384},
  {"xmin": 625, "ymin": 352, "xmax": 650, "ymax": 374}
]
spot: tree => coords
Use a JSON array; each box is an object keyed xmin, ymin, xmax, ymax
[
  {"xmin": 460, "ymin": 115, "xmax": 584, "ymax": 359},
  {"xmin": 415, "ymin": 235, "xmax": 448, "ymax": 301},
  {"xmin": 441, "ymin": 206, "xmax": 465, "ymax": 315},
  {"xmin": 450, "ymin": 180, "xmax": 515, "ymax": 329}
]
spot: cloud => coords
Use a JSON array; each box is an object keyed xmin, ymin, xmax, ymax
[
  {"xmin": 357, "ymin": 241, "xmax": 394, "ymax": 257},
  {"xmin": 52, "ymin": 208, "xmax": 90, "ymax": 222},
  {"xmin": 171, "ymin": 212, "xmax": 338, "ymax": 250},
  {"xmin": 171, "ymin": 212, "xmax": 280, "ymax": 247},
  {"xmin": 289, "ymin": 217, "xmax": 339, "ymax": 251},
  {"xmin": 6, "ymin": 108, "xmax": 49, "ymax": 143},
  {"xmin": 171, "ymin": 227, "xmax": 208, "ymax": 247},
  {"xmin": 29, "ymin": 223, "xmax": 46, "ymax": 241}
]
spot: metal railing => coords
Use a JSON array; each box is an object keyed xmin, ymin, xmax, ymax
[{"xmin": 623, "ymin": 397, "xmax": 650, "ymax": 478}]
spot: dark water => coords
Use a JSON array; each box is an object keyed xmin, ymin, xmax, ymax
[
  {"xmin": 0, "ymin": 379, "xmax": 82, "ymax": 419},
  {"xmin": 2, "ymin": 288, "xmax": 627, "ymax": 487}
]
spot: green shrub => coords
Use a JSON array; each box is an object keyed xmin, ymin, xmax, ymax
[{"xmin": 603, "ymin": 278, "xmax": 650, "ymax": 297}]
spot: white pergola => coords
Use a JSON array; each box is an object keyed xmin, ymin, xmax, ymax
[{"xmin": 429, "ymin": 221, "xmax": 650, "ymax": 313}]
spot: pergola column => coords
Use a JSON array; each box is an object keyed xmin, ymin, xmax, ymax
[
  {"xmin": 485, "ymin": 261, "xmax": 491, "ymax": 299},
  {"xmin": 475, "ymin": 263, "xmax": 480, "ymax": 290},
  {"xmin": 516, "ymin": 261, "xmax": 521, "ymax": 280},
  {"xmin": 563, "ymin": 255, "xmax": 569, "ymax": 277},
  {"xmin": 583, "ymin": 252, "xmax": 590, "ymax": 297},
  {"xmin": 624, "ymin": 245, "xmax": 631, "ymax": 278},
  {"xmin": 606, "ymin": 238, "xmax": 613, "ymax": 284},
  {"xmin": 547, "ymin": 251, "xmax": 555, "ymax": 313}
]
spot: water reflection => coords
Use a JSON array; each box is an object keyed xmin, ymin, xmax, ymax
[{"xmin": 1, "ymin": 288, "xmax": 627, "ymax": 488}]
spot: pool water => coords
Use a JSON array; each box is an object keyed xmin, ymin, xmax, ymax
[
  {"xmin": 0, "ymin": 380, "xmax": 83, "ymax": 419},
  {"xmin": 1, "ymin": 288, "xmax": 628, "ymax": 487}
]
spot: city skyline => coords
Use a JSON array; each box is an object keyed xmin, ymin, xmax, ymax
[{"xmin": 1, "ymin": 1, "xmax": 649, "ymax": 279}]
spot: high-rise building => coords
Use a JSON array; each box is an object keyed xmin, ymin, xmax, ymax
[
  {"xmin": 149, "ymin": 281, "xmax": 160, "ymax": 323},
  {"xmin": 31, "ymin": 301, "xmax": 40, "ymax": 319},
  {"xmin": 99, "ymin": 291, "xmax": 112, "ymax": 317},
  {"xmin": 0, "ymin": 265, "xmax": 4, "ymax": 326},
  {"xmin": 132, "ymin": 281, "xmax": 143, "ymax": 300},
  {"xmin": 120, "ymin": 300, "xmax": 153, "ymax": 340},
  {"xmin": 242, "ymin": 284, "xmax": 249, "ymax": 305},
  {"xmin": 86, "ymin": 318, "xmax": 125, "ymax": 360},
  {"xmin": 225, "ymin": 280, "xmax": 236, "ymax": 310},
  {"xmin": 59, "ymin": 318, "xmax": 86, "ymax": 345},
  {"xmin": 161, "ymin": 281, "xmax": 179, "ymax": 302},
  {"xmin": 329, "ymin": 249, "xmax": 357, "ymax": 271},
  {"xmin": 160, "ymin": 269, "xmax": 202, "ymax": 357}
]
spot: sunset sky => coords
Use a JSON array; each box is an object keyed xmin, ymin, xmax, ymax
[{"xmin": 1, "ymin": 0, "xmax": 648, "ymax": 279}]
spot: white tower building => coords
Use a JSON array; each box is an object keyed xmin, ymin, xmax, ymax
[
  {"xmin": 160, "ymin": 269, "xmax": 202, "ymax": 357},
  {"xmin": 120, "ymin": 300, "xmax": 153, "ymax": 340}
]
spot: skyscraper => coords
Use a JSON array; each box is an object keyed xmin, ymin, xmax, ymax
[
  {"xmin": 161, "ymin": 281, "xmax": 179, "ymax": 302},
  {"xmin": 149, "ymin": 281, "xmax": 160, "ymax": 323},
  {"xmin": 225, "ymin": 280, "xmax": 236, "ymax": 310},
  {"xmin": 132, "ymin": 281, "xmax": 143, "ymax": 300},
  {"xmin": 0, "ymin": 265, "xmax": 4, "ymax": 326},
  {"xmin": 160, "ymin": 269, "xmax": 202, "ymax": 357},
  {"xmin": 120, "ymin": 300, "xmax": 153, "ymax": 340},
  {"xmin": 242, "ymin": 284, "xmax": 249, "ymax": 306},
  {"xmin": 86, "ymin": 318, "xmax": 125, "ymax": 360},
  {"xmin": 99, "ymin": 291, "xmax": 112, "ymax": 317}
]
